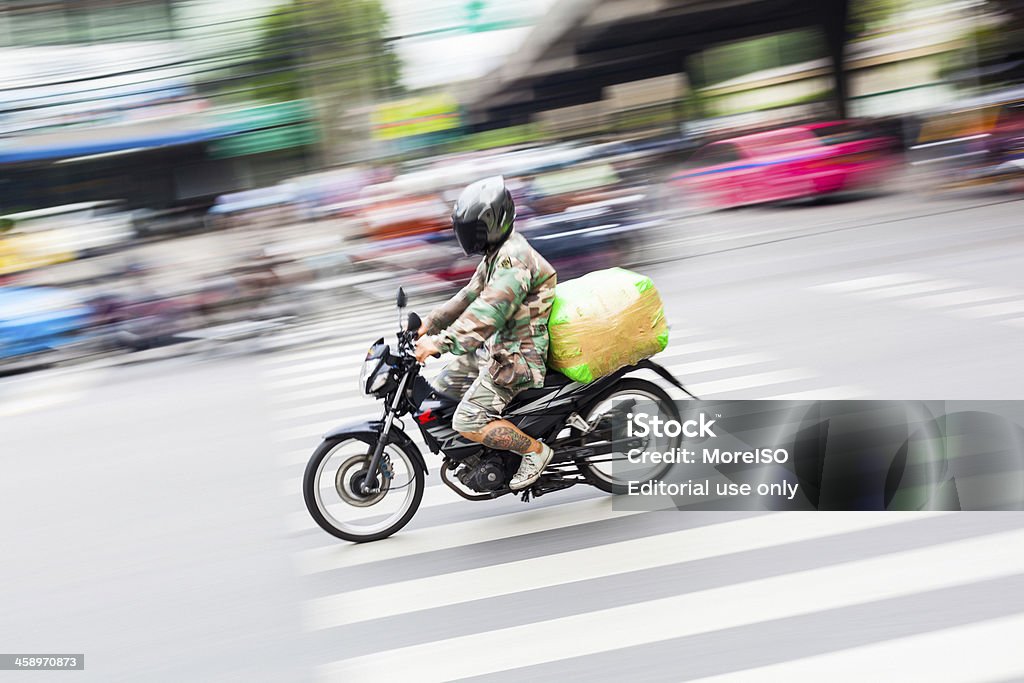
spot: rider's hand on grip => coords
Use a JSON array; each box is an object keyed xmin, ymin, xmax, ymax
[{"xmin": 414, "ymin": 335, "xmax": 442, "ymax": 364}]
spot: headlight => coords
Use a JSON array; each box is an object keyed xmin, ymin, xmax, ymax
[{"xmin": 359, "ymin": 338, "xmax": 389, "ymax": 395}]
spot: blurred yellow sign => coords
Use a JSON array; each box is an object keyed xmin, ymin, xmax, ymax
[
  {"xmin": 371, "ymin": 95, "xmax": 460, "ymax": 140},
  {"xmin": 0, "ymin": 232, "xmax": 74, "ymax": 275}
]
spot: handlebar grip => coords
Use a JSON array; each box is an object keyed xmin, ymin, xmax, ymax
[{"xmin": 431, "ymin": 351, "xmax": 441, "ymax": 358}]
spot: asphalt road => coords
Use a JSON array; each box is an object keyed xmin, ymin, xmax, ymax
[{"xmin": 2, "ymin": 189, "xmax": 1023, "ymax": 682}]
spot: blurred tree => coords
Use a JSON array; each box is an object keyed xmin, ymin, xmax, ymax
[
  {"xmin": 940, "ymin": 21, "xmax": 1024, "ymax": 89},
  {"xmin": 849, "ymin": 0, "xmax": 906, "ymax": 36},
  {"xmin": 246, "ymin": 0, "xmax": 403, "ymax": 163}
]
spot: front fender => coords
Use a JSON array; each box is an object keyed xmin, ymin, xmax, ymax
[{"xmin": 321, "ymin": 419, "xmax": 429, "ymax": 476}]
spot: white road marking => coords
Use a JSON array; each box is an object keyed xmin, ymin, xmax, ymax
[
  {"xmin": 809, "ymin": 273, "xmax": 927, "ymax": 293},
  {"xmin": 0, "ymin": 368, "xmax": 99, "ymax": 418},
  {"xmin": 664, "ymin": 352, "xmax": 775, "ymax": 375},
  {"xmin": 688, "ymin": 613, "xmax": 1024, "ymax": 683},
  {"xmin": 285, "ymin": 483, "xmax": 464, "ymax": 532},
  {"xmin": 958, "ymin": 299, "xmax": 1024, "ymax": 318},
  {"xmin": 264, "ymin": 344, "xmax": 377, "ymax": 376},
  {"xmin": 690, "ymin": 369, "xmax": 816, "ymax": 396},
  {"xmin": 275, "ymin": 396, "xmax": 384, "ymax": 422},
  {"xmin": 903, "ymin": 287, "xmax": 1020, "ymax": 309},
  {"xmin": 266, "ymin": 368, "xmax": 355, "ymax": 389},
  {"xmin": 294, "ymin": 497, "xmax": 647, "ymax": 574},
  {"xmin": 316, "ymin": 528, "xmax": 1024, "ymax": 682},
  {"xmin": 264, "ymin": 342, "xmax": 358, "ymax": 366},
  {"xmin": 303, "ymin": 512, "xmax": 945, "ymax": 630},
  {"xmin": 275, "ymin": 381, "xmax": 365, "ymax": 403},
  {"xmin": 655, "ymin": 340, "xmax": 739, "ymax": 356},
  {"xmin": 761, "ymin": 386, "xmax": 870, "ymax": 400},
  {"xmin": 854, "ymin": 279, "xmax": 967, "ymax": 299}
]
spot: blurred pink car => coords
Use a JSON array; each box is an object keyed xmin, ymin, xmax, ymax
[{"xmin": 669, "ymin": 121, "xmax": 898, "ymax": 209}]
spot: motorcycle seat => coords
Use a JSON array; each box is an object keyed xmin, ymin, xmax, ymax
[{"xmin": 506, "ymin": 371, "xmax": 574, "ymax": 412}]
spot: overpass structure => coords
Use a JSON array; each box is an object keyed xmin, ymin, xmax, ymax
[{"xmin": 463, "ymin": 0, "xmax": 852, "ymax": 131}]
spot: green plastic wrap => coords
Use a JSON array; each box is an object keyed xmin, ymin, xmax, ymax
[{"xmin": 547, "ymin": 267, "xmax": 669, "ymax": 383}]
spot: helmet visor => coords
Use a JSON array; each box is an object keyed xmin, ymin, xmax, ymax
[{"xmin": 452, "ymin": 217, "xmax": 486, "ymax": 255}]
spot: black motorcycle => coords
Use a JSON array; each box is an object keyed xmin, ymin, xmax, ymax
[{"xmin": 303, "ymin": 288, "xmax": 695, "ymax": 542}]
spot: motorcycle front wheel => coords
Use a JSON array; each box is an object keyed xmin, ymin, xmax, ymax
[
  {"xmin": 303, "ymin": 435, "xmax": 424, "ymax": 543},
  {"xmin": 573, "ymin": 377, "xmax": 683, "ymax": 494}
]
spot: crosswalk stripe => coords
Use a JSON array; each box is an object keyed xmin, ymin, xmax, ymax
[
  {"xmin": 315, "ymin": 527, "xmax": 1024, "ymax": 683},
  {"xmin": 0, "ymin": 368, "xmax": 99, "ymax": 418},
  {"xmin": 264, "ymin": 344, "xmax": 377, "ymax": 376},
  {"xmin": 958, "ymin": 299, "xmax": 1024, "ymax": 318},
  {"xmin": 281, "ymin": 436, "xmax": 444, "ymax": 474},
  {"xmin": 302, "ymin": 511, "xmax": 945, "ymax": 630},
  {"xmin": 285, "ymin": 483, "xmax": 464, "ymax": 532},
  {"xmin": 656, "ymin": 339, "xmax": 738, "ymax": 356},
  {"xmin": 275, "ymin": 397, "xmax": 378, "ymax": 421},
  {"xmin": 761, "ymin": 385, "xmax": 870, "ymax": 400},
  {"xmin": 853, "ymin": 279, "xmax": 967, "ymax": 299},
  {"xmin": 659, "ymin": 352, "xmax": 774, "ymax": 375},
  {"xmin": 689, "ymin": 369, "xmax": 815, "ymax": 396},
  {"xmin": 282, "ymin": 448, "xmax": 317, "ymax": 467},
  {"xmin": 688, "ymin": 613, "xmax": 1024, "ymax": 683},
  {"xmin": 275, "ymin": 413, "xmax": 378, "ymax": 441},
  {"xmin": 264, "ymin": 342, "xmax": 361, "ymax": 366},
  {"xmin": 902, "ymin": 287, "xmax": 1020, "ymax": 309},
  {"xmin": 274, "ymin": 381, "xmax": 366, "ymax": 403},
  {"xmin": 294, "ymin": 497, "xmax": 645, "ymax": 574},
  {"xmin": 266, "ymin": 368, "xmax": 359, "ymax": 389},
  {"xmin": 808, "ymin": 271, "xmax": 1024, "ymax": 332},
  {"xmin": 268, "ymin": 363, "xmax": 445, "ymax": 391},
  {"xmin": 809, "ymin": 273, "xmax": 926, "ymax": 292}
]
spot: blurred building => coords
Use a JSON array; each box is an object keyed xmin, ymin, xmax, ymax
[
  {"xmin": 0, "ymin": 0, "xmax": 316, "ymax": 213},
  {"xmin": 460, "ymin": 0, "xmax": 1021, "ymax": 142}
]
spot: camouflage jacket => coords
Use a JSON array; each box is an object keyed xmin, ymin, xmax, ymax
[{"xmin": 425, "ymin": 231, "xmax": 557, "ymax": 389}]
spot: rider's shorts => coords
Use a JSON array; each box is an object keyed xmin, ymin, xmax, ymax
[{"xmin": 432, "ymin": 347, "xmax": 524, "ymax": 432}]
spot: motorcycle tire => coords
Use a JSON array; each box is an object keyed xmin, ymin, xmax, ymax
[
  {"xmin": 573, "ymin": 377, "xmax": 682, "ymax": 494},
  {"xmin": 303, "ymin": 435, "xmax": 425, "ymax": 543}
]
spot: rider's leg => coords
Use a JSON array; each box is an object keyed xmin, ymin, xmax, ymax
[
  {"xmin": 452, "ymin": 373, "xmax": 554, "ymax": 490},
  {"xmin": 431, "ymin": 349, "xmax": 479, "ymax": 400},
  {"xmin": 459, "ymin": 419, "xmax": 543, "ymax": 454}
]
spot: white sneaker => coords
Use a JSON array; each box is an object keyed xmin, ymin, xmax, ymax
[{"xmin": 510, "ymin": 443, "xmax": 554, "ymax": 490}]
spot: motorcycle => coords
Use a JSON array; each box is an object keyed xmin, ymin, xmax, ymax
[{"xmin": 303, "ymin": 288, "xmax": 697, "ymax": 542}]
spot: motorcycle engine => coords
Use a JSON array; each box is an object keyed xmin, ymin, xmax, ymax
[{"xmin": 456, "ymin": 454, "xmax": 509, "ymax": 492}]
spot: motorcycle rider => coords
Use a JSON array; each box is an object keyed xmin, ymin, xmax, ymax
[{"xmin": 414, "ymin": 176, "xmax": 557, "ymax": 490}]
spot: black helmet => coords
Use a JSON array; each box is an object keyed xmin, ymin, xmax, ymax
[{"xmin": 451, "ymin": 176, "xmax": 516, "ymax": 255}]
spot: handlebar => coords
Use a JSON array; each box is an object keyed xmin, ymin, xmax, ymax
[{"xmin": 396, "ymin": 309, "xmax": 441, "ymax": 362}]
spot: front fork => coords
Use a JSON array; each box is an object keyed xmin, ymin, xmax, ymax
[{"xmin": 361, "ymin": 373, "xmax": 410, "ymax": 494}]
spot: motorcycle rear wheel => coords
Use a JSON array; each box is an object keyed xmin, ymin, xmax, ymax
[{"xmin": 573, "ymin": 377, "xmax": 683, "ymax": 494}]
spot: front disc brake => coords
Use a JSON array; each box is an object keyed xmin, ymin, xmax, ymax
[{"xmin": 335, "ymin": 455, "xmax": 391, "ymax": 507}]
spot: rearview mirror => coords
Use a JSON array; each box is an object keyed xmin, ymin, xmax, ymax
[{"xmin": 396, "ymin": 287, "xmax": 407, "ymax": 309}]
